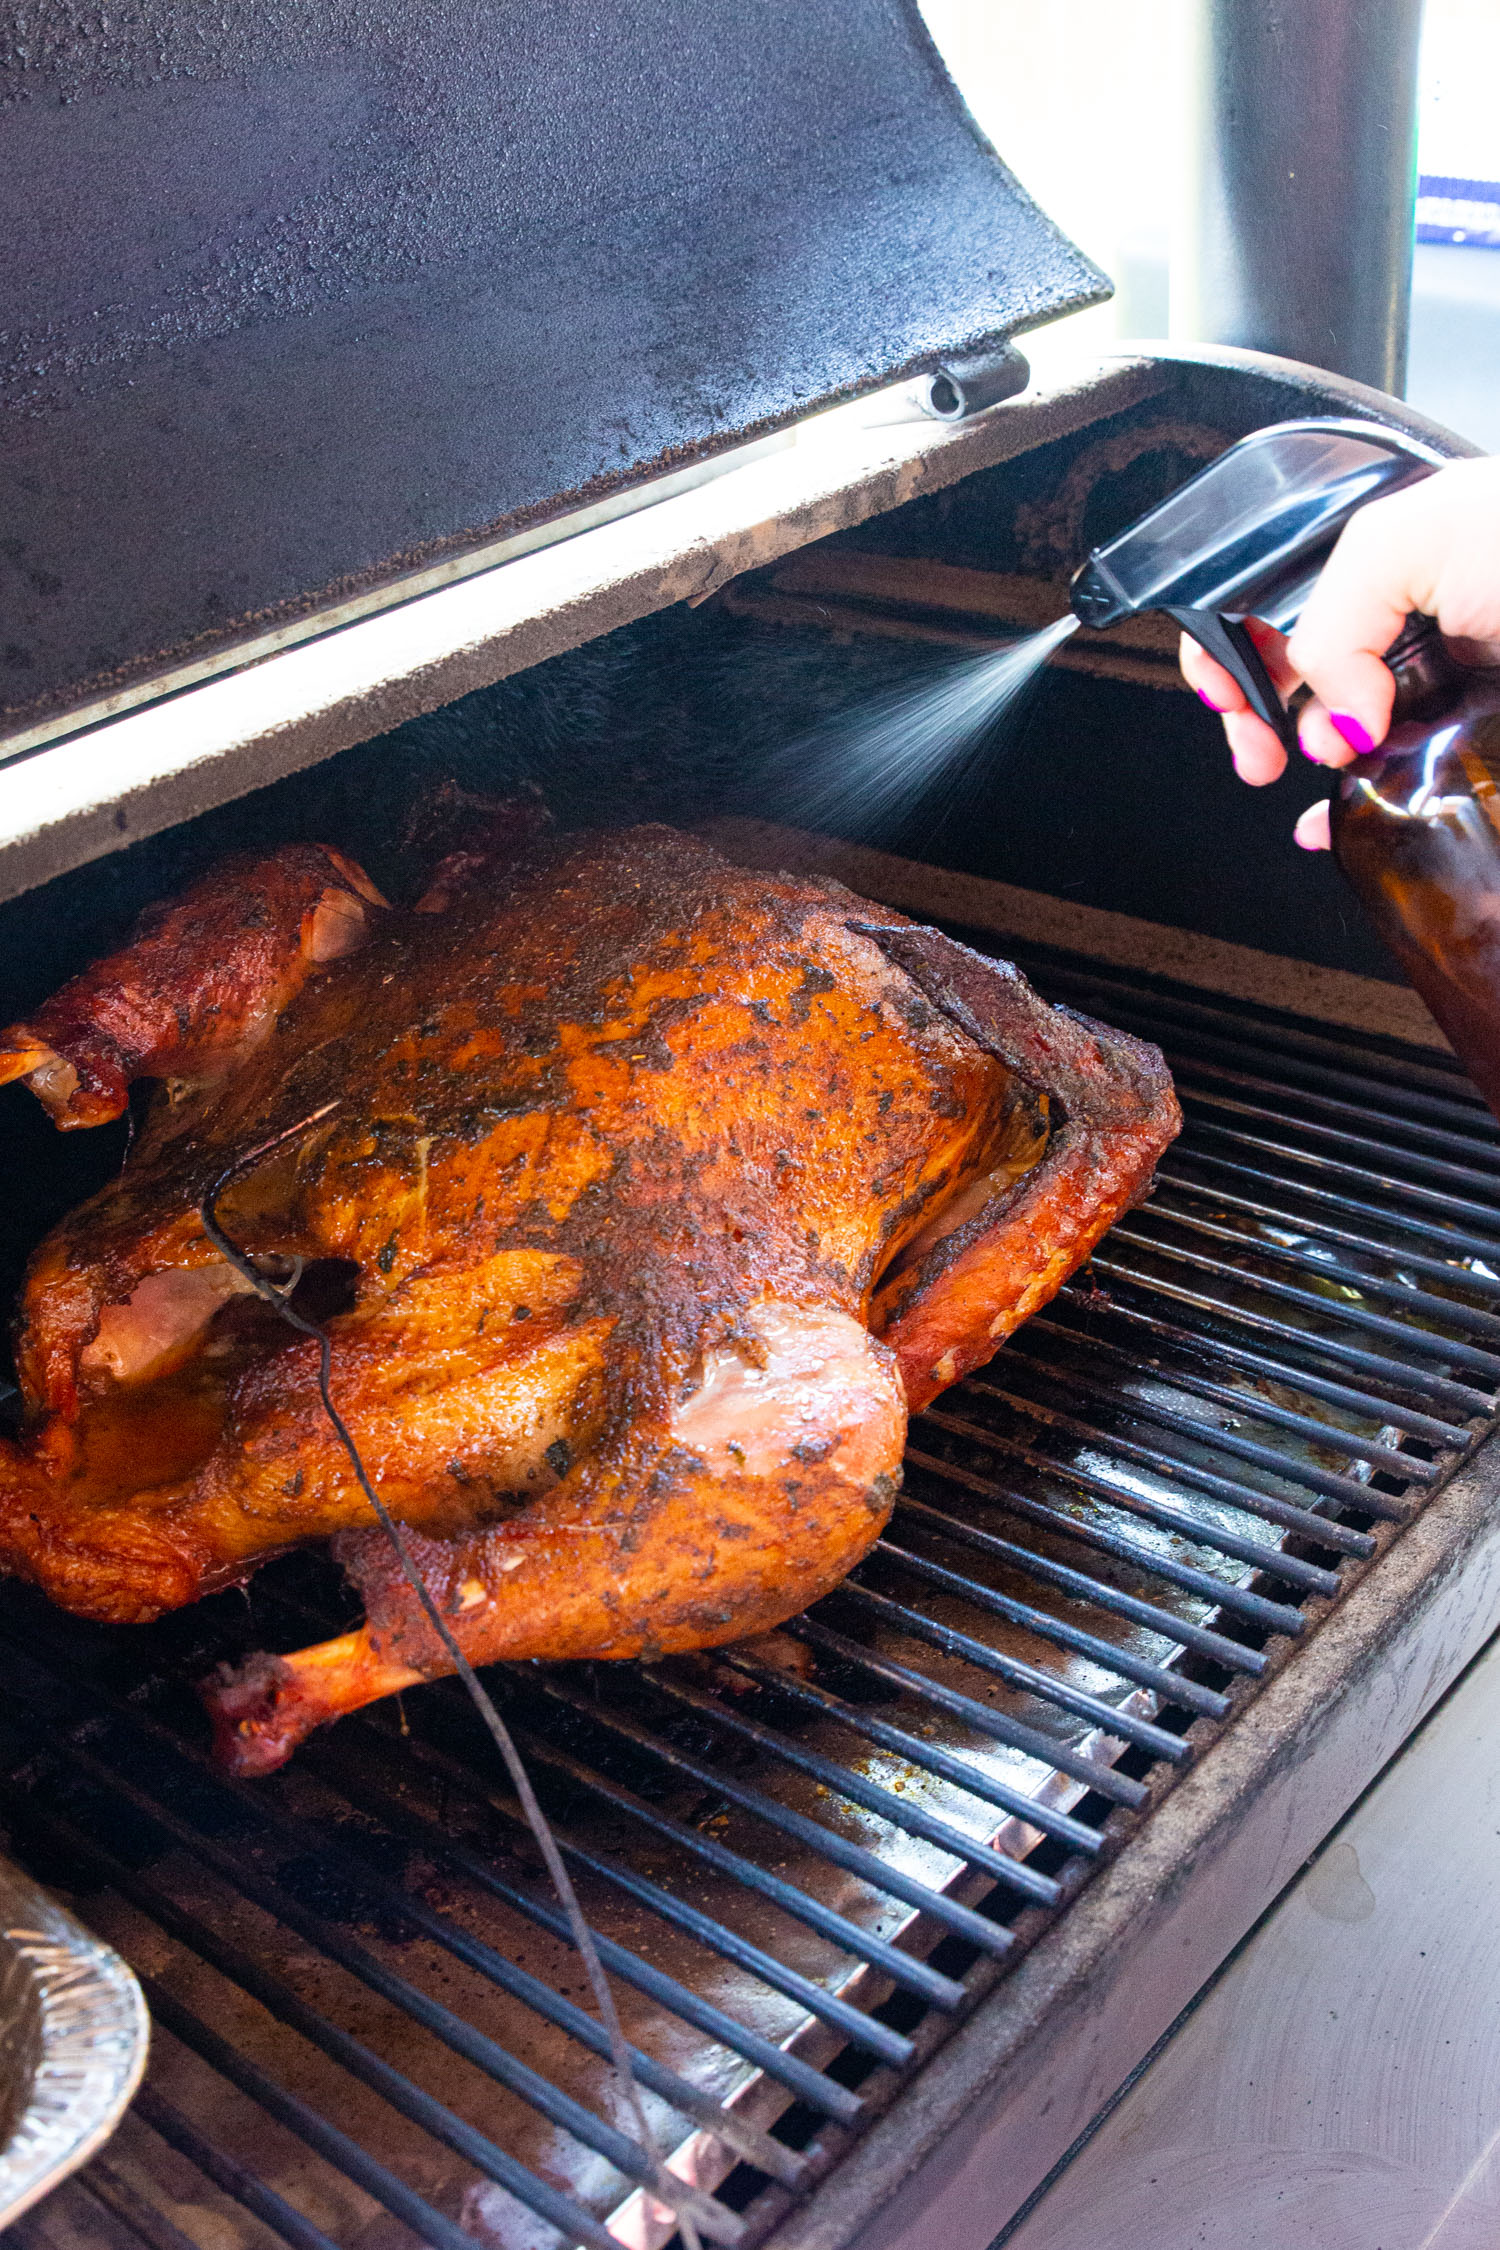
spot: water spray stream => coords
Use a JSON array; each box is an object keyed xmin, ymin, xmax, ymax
[{"xmin": 758, "ymin": 612, "xmax": 1078, "ymax": 839}]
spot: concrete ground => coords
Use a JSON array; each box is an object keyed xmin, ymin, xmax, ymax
[{"xmin": 998, "ymin": 1625, "xmax": 1500, "ymax": 2250}]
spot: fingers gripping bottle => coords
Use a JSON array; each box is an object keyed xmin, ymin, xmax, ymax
[{"xmin": 1067, "ymin": 418, "xmax": 1500, "ymax": 1118}]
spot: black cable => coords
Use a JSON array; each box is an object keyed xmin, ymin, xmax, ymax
[{"xmin": 201, "ymin": 1104, "xmax": 703, "ymax": 2250}]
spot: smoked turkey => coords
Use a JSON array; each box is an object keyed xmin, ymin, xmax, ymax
[{"xmin": 0, "ymin": 818, "xmax": 1179, "ymax": 1770}]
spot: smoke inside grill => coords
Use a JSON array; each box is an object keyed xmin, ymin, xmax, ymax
[{"xmin": 4, "ymin": 935, "xmax": 1497, "ymax": 2250}]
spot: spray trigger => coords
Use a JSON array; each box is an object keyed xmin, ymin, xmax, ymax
[
  {"xmin": 1067, "ymin": 415, "xmax": 1447, "ymax": 750},
  {"xmin": 1163, "ymin": 608, "xmax": 1295, "ymax": 747}
]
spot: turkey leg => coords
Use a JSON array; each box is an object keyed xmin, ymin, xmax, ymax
[
  {"xmin": 0, "ymin": 846, "xmax": 383, "ymax": 1127},
  {"xmin": 204, "ymin": 1301, "xmax": 905, "ymax": 1773}
]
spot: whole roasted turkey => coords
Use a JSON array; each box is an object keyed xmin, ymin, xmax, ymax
[{"xmin": 0, "ymin": 816, "xmax": 1178, "ymax": 1771}]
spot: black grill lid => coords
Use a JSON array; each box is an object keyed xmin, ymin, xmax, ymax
[{"xmin": 0, "ymin": 0, "xmax": 1106, "ymax": 740}]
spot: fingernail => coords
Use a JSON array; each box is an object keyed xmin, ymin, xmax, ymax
[
  {"xmin": 1330, "ymin": 712, "xmax": 1375, "ymax": 754},
  {"xmin": 1196, "ymin": 688, "xmax": 1228, "ymax": 713}
]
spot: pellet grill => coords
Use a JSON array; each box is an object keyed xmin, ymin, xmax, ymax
[{"xmin": 2, "ymin": 9, "xmax": 1497, "ymax": 2250}]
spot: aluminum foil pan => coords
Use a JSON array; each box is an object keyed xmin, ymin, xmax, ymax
[{"xmin": 0, "ymin": 1857, "xmax": 148, "ymax": 2225}]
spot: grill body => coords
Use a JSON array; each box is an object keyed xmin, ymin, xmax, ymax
[{"xmin": 1, "ymin": 351, "xmax": 1496, "ymax": 2250}]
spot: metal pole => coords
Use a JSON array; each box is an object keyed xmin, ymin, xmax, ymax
[{"xmin": 1174, "ymin": 0, "xmax": 1424, "ymax": 396}]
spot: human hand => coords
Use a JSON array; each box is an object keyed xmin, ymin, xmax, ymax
[{"xmin": 1179, "ymin": 454, "xmax": 1500, "ymax": 850}]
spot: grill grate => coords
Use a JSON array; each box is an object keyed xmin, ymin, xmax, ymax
[{"xmin": 7, "ymin": 941, "xmax": 1500, "ymax": 2250}]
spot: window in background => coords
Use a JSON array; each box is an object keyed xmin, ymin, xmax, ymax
[
  {"xmin": 919, "ymin": 0, "xmax": 1500, "ymax": 448},
  {"xmin": 1409, "ymin": 0, "xmax": 1500, "ymax": 447}
]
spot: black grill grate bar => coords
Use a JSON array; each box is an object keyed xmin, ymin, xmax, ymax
[
  {"xmin": 1021, "ymin": 942, "xmax": 1491, "ymax": 1128},
  {"xmin": 81, "ymin": 2153, "xmax": 215, "ymax": 2250},
  {"xmin": 895, "ymin": 1484, "xmax": 1267, "ymax": 1675},
  {"xmin": 20, "ymin": 1725, "xmax": 740, "ymax": 2242},
  {"xmin": 1006, "ymin": 1355, "xmax": 1423, "ymax": 1510},
  {"xmin": 62, "ymin": 1809, "xmax": 744, "ymax": 2249},
  {"xmin": 1162, "ymin": 1053, "xmax": 1500, "ymax": 1170},
  {"xmin": 259, "ymin": 1846, "xmax": 798, "ymax": 2191},
  {"xmin": 226, "ymin": 1575, "xmax": 914, "ymax": 2075},
  {"xmin": 638, "ymin": 1667, "xmax": 1065, "ymax": 1900},
  {"xmin": 1060, "ymin": 961, "xmax": 1466, "ymax": 1065},
  {"xmin": 1059, "ymin": 997, "xmax": 1500, "ymax": 1155},
  {"xmin": 1085, "ymin": 1250, "xmax": 1494, "ymax": 1419},
  {"xmin": 1129, "ymin": 1202, "xmax": 1500, "ymax": 1347},
  {"xmin": 963, "ymin": 1364, "xmax": 1398, "ymax": 1520},
  {"xmin": 531, "ymin": 1677, "xmax": 1020, "ymax": 1957},
  {"xmin": 843, "ymin": 1564, "xmax": 1190, "ymax": 1757},
  {"xmin": 1053, "ymin": 1283, "xmax": 1474, "ymax": 1448},
  {"xmin": 714, "ymin": 1653, "xmax": 1127, "ymax": 1844},
  {"xmin": 425, "ymin": 1694, "xmax": 970, "ymax": 2011},
  {"xmin": 319, "ymin": 1717, "xmax": 914, "ymax": 2069},
  {"xmin": 838, "ymin": 1580, "xmax": 1188, "ymax": 1764},
  {"xmin": 1056, "ymin": 1004, "xmax": 1500, "ymax": 1140},
  {"xmin": 870, "ymin": 1537, "xmax": 1230, "ymax": 1717},
  {"xmin": 293, "ymin": 1736, "xmax": 864, "ymax": 2122},
  {"xmin": 1180, "ymin": 1115, "xmax": 1500, "ymax": 1241},
  {"xmin": 245, "ymin": 1584, "xmax": 949, "ymax": 2007},
  {"xmin": 134, "ymin": 2085, "xmax": 345, "ymax": 2250},
  {"xmin": 1012, "ymin": 960, "xmax": 1488, "ymax": 1112},
  {"xmin": 1179, "ymin": 1101, "xmax": 1500, "ymax": 1217},
  {"xmin": 787, "ymin": 1620, "xmax": 1149, "ymax": 1810},
  {"xmin": 1105, "ymin": 1227, "xmax": 1500, "ymax": 1381},
  {"xmin": 856, "ymin": 1541, "xmax": 1218, "ymax": 1732},
  {"xmin": 142, "ymin": 1975, "xmax": 604, "ymax": 2250},
  {"xmin": 1159, "ymin": 1169, "xmax": 1500, "ymax": 1315},
  {"xmin": 1022, "ymin": 1318, "xmax": 1411, "ymax": 1498},
  {"xmin": 1161, "ymin": 1150, "xmax": 1500, "ymax": 1284},
  {"xmin": 48, "ymin": 1661, "xmax": 810, "ymax": 2187},
  {"xmin": 909, "ymin": 1438, "xmax": 1316, "ymax": 1627}
]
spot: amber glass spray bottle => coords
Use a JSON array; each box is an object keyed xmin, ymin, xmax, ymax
[
  {"xmin": 1330, "ymin": 623, "xmax": 1500, "ymax": 1114},
  {"xmin": 1068, "ymin": 416, "xmax": 1500, "ymax": 1119}
]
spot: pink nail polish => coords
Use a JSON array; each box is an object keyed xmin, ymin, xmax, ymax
[
  {"xmin": 1196, "ymin": 688, "xmax": 1227, "ymax": 713},
  {"xmin": 1330, "ymin": 712, "xmax": 1375, "ymax": 754}
]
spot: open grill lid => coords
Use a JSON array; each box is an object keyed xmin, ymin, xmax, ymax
[{"xmin": 0, "ymin": 0, "xmax": 1106, "ymax": 743}]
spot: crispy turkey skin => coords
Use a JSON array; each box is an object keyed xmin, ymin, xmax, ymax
[{"xmin": 0, "ymin": 821, "xmax": 1179, "ymax": 1769}]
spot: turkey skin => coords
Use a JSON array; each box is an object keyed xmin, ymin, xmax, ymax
[{"xmin": 0, "ymin": 821, "xmax": 1179, "ymax": 1769}]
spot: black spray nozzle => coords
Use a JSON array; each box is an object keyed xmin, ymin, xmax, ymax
[{"xmin": 1068, "ymin": 417, "xmax": 1446, "ymax": 748}]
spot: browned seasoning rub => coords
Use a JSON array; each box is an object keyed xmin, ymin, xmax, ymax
[{"xmin": 0, "ymin": 820, "xmax": 1178, "ymax": 1770}]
